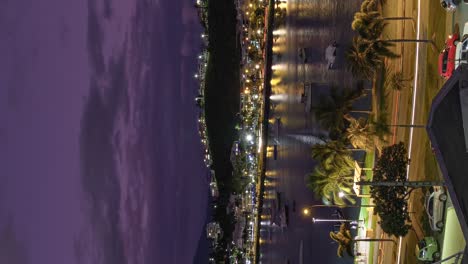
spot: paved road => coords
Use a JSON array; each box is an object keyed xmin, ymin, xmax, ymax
[
  {"xmin": 391, "ymin": 1, "xmax": 468, "ymax": 264},
  {"xmin": 259, "ymin": 0, "xmax": 363, "ymax": 263}
]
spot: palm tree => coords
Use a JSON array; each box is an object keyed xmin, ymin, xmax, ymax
[
  {"xmin": 311, "ymin": 140, "xmax": 348, "ymax": 162},
  {"xmin": 307, "ymin": 163, "xmax": 356, "ymax": 206},
  {"xmin": 312, "ymin": 141, "xmax": 355, "ymax": 170},
  {"xmin": 329, "ymin": 224, "xmax": 354, "ymax": 257},
  {"xmin": 346, "ymin": 37, "xmax": 397, "ymax": 79},
  {"xmin": 345, "ymin": 116, "xmax": 383, "ymax": 152},
  {"xmin": 315, "ymin": 86, "xmax": 367, "ymax": 131},
  {"xmin": 387, "ymin": 71, "xmax": 412, "ymax": 91},
  {"xmin": 352, "ymin": 6, "xmax": 431, "ymax": 46},
  {"xmin": 346, "ymin": 38, "xmax": 380, "ymax": 79},
  {"xmin": 358, "ymin": 0, "xmax": 413, "ymax": 22}
]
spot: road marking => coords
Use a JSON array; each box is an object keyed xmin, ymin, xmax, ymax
[{"xmin": 397, "ymin": 0, "xmax": 422, "ymax": 261}]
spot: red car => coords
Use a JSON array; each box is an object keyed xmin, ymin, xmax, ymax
[{"xmin": 438, "ymin": 33, "xmax": 460, "ymax": 79}]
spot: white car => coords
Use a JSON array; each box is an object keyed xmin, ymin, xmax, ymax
[
  {"xmin": 325, "ymin": 42, "xmax": 337, "ymax": 69},
  {"xmin": 425, "ymin": 186, "xmax": 448, "ymax": 232},
  {"xmin": 440, "ymin": 0, "xmax": 459, "ymax": 12},
  {"xmin": 455, "ymin": 22, "xmax": 468, "ymax": 69}
]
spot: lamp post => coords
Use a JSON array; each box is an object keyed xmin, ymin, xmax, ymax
[
  {"xmin": 301, "ymin": 204, "xmax": 375, "ymax": 216},
  {"xmin": 312, "ymin": 218, "xmax": 356, "ymax": 223},
  {"xmin": 338, "ymin": 191, "xmax": 368, "ymax": 198}
]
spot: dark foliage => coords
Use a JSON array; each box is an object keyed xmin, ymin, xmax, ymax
[{"xmin": 370, "ymin": 142, "xmax": 412, "ymax": 237}]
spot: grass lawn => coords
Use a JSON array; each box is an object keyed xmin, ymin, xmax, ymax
[{"xmin": 356, "ymin": 151, "xmax": 376, "ymax": 264}]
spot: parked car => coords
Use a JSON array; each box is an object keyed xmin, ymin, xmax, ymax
[
  {"xmin": 438, "ymin": 33, "xmax": 460, "ymax": 79},
  {"xmin": 455, "ymin": 22, "xmax": 468, "ymax": 69},
  {"xmin": 440, "ymin": 0, "xmax": 459, "ymax": 12},
  {"xmin": 425, "ymin": 186, "xmax": 448, "ymax": 232},
  {"xmin": 416, "ymin": 236, "xmax": 441, "ymax": 262}
]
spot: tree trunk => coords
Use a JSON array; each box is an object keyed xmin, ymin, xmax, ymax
[
  {"xmin": 386, "ymin": 39, "xmax": 434, "ymax": 44},
  {"xmin": 389, "ymin": 124, "xmax": 426, "ymax": 128},
  {"xmin": 383, "ymin": 17, "xmax": 413, "ymax": 21},
  {"xmin": 308, "ymin": 204, "xmax": 375, "ymax": 209},
  {"xmin": 354, "ymin": 238, "xmax": 396, "ymax": 244},
  {"xmin": 349, "ymin": 110, "xmax": 372, "ymax": 114},
  {"xmin": 357, "ymin": 181, "xmax": 445, "ymax": 187},
  {"xmin": 349, "ymin": 148, "xmax": 363, "ymax": 152}
]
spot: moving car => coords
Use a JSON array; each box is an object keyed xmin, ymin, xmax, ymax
[
  {"xmin": 416, "ymin": 236, "xmax": 441, "ymax": 262},
  {"xmin": 424, "ymin": 186, "xmax": 448, "ymax": 232},
  {"xmin": 438, "ymin": 33, "xmax": 460, "ymax": 79},
  {"xmin": 440, "ymin": 0, "xmax": 459, "ymax": 12}
]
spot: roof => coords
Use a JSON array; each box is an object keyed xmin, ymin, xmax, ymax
[{"xmin": 427, "ymin": 64, "xmax": 468, "ymax": 247}]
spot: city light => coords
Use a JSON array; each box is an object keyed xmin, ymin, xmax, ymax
[
  {"xmin": 273, "ymin": 29, "xmax": 286, "ymax": 36},
  {"xmin": 194, "ymin": 0, "xmax": 275, "ymax": 261},
  {"xmin": 271, "ymin": 63, "xmax": 287, "ymax": 71}
]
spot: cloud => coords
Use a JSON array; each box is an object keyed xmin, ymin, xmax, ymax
[
  {"xmin": 0, "ymin": 217, "xmax": 29, "ymax": 264},
  {"xmin": 86, "ymin": 0, "xmax": 105, "ymax": 75},
  {"xmin": 78, "ymin": 56, "xmax": 128, "ymax": 264},
  {"xmin": 75, "ymin": 2, "xmax": 130, "ymax": 263}
]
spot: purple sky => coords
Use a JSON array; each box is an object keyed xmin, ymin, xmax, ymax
[{"xmin": 0, "ymin": 0, "xmax": 208, "ymax": 263}]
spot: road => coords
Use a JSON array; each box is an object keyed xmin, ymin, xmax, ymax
[
  {"xmin": 385, "ymin": 0, "xmax": 468, "ymax": 264},
  {"xmin": 258, "ymin": 0, "xmax": 363, "ymax": 263}
]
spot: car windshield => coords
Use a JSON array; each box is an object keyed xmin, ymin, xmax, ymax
[
  {"xmin": 419, "ymin": 249, "xmax": 425, "ymax": 259},
  {"xmin": 462, "ymin": 51, "xmax": 468, "ymax": 61},
  {"xmin": 442, "ymin": 52, "xmax": 448, "ymax": 73},
  {"xmin": 428, "ymin": 197, "xmax": 434, "ymax": 216},
  {"xmin": 418, "ymin": 240, "xmax": 427, "ymax": 249}
]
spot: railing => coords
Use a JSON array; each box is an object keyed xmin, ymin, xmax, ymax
[{"xmin": 432, "ymin": 250, "xmax": 465, "ymax": 264}]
